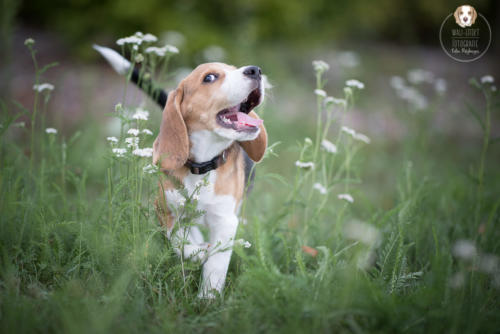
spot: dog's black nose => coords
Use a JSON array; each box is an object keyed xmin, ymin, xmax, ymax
[
  {"xmin": 243, "ymin": 66, "xmax": 262, "ymax": 80},
  {"xmin": 463, "ymin": 17, "xmax": 468, "ymax": 21}
]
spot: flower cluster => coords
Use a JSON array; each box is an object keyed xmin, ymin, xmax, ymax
[
  {"xmin": 107, "ymin": 106, "xmax": 156, "ymax": 163},
  {"xmin": 390, "ymin": 69, "xmax": 448, "ymax": 110},
  {"xmin": 45, "ymin": 127, "xmax": 57, "ymax": 134},
  {"xmin": 341, "ymin": 126, "xmax": 370, "ymax": 144},
  {"xmin": 321, "ymin": 139, "xmax": 337, "ymax": 154},
  {"xmin": 450, "ymin": 239, "xmax": 500, "ymax": 288},
  {"xmin": 312, "ymin": 60, "xmax": 330, "ymax": 74},
  {"xmin": 295, "ymin": 161, "xmax": 315, "ymax": 169},
  {"xmin": 116, "ymin": 32, "xmax": 158, "ymax": 46},
  {"xmin": 345, "ymin": 79, "xmax": 364, "ymax": 90},
  {"xmin": 480, "ymin": 75, "xmax": 496, "ymax": 92},
  {"xmin": 33, "ymin": 83, "xmax": 54, "ymax": 93},
  {"xmin": 145, "ymin": 45, "xmax": 179, "ymax": 57}
]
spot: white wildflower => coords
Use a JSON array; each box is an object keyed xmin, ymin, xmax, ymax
[
  {"xmin": 346, "ymin": 79, "xmax": 365, "ymax": 89},
  {"xmin": 304, "ymin": 137, "xmax": 313, "ymax": 146},
  {"xmin": 295, "ymin": 161, "xmax": 315, "ymax": 169},
  {"xmin": 143, "ymin": 163, "xmax": 159, "ymax": 174},
  {"xmin": 480, "ymin": 75, "xmax": 494, "ymax": 84},
  {"xmin": 24, "ymin": 38, "xmax": 35, "ymax": 47},
  {"xmin": 132, "ymin": 147, "xmax": 153, "ymax": 157},
  {"xmin": 116, "ymin": 35, "xmax": 143, "ymax": 46},
  {"xmin": 127, "ymin": 128, "xmax": 140, "ymax": 136},
  {"xmin": 312, "ymin": 60, "xmax": 330, "ymax": 73},
  {"xmin": 141, "ymin": 33, "xmax": 157, "ymax": 43},
  {"xmin": 33, "ymin": 83, "xmax": 54, "ymax": 93},
  {"xmin": 194, "ymin": 180, "xmax": 207, "ymax": 189},
  {"xmin": 407, "ymin": 69, "xmax": 434, "ymax": 85},
  {"xmin": 106, "ymin": 136, "xmax": 118, "ymax": 143},
  {"xmin": 452, "ymin": 239, "xmax": 477, "ymax": 260},
  {"xmin": 341, "ymin": 126, "xmax": 356, "ymax": 137},
  {"xmin": 142, "ymin": 129, "xmax": 153, "ymax": 135},
  {"xmin": 145, "ymin": 45, "xmax": 179, "ymax": 57},
  {"xmin": 396, "ymin": 86, "xmax": 428, "ymax": 110},
  {"xmin": 321, "ymin": 139, "xmax": 337, "ymax": 153},
  {"xmin": 338, "ymin": 193, "xmax": 354, "ymax": 203},
  {"xmin": 192, "ymin": 193, "xmax": 200, "ymax": 201},
  {"xmin": 390, "ymin": 76, "xmax": 406, "ymax": 90},
  {"xmin": 314, "ymin": 89, "xmax": 327, "ymax": 98},
  {"xmin": 132, "ymin": 108, "xmax": 149, "ymax": 121},
  {"xmin": 145, "ymin": 46, "xmax": 165, "ymax": 57},
  {"xmin": 353, "ymin": 132, "xmax": 371, "ymax": 144},
  {"xmin": 112, "ymin": 148, "xmax": 127, "ymax": 158},
  {"xmin": 45, "ymin": 128, "xmax": 57, "ymax": 134},
  {"xmin": 434, "ymin": 78, "xmax": 447, "ymax": 94},
  {"xmin": 313, "ymin": 183, "xmax": 327, "ymax": 195},
  {"xmin": 344, "ymin": 221, "xmax": 380, "ymax": 246},
  {"xmin": 324, "ymin": 96, "xmax": 347, "ymax": 107},
  {"xmin": 125, "ymin": 136, "xmax": 139, "ymax": 148},
  {"xmin": 134, "ymin": 53, "xmax": 144, "ymax": 63},
  {"xmin": 236, "ymin": 239, "xmax": 252, "ymax": 248},
  {"xmin": 132, "ymin": 44, "xmax": 138, "ymax": 51}
]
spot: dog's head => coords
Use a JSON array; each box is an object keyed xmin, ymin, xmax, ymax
[
  {"xmin": 153, "ymin": 63, "xmax": 267, "ymax": 170},
  {"xmin": 454, "ymin": 5, "xmax": 477, "ymax": 27}
]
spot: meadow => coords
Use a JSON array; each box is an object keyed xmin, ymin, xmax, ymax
[{"xmin": 1, "ymin": 34, "xmax": 499, "ymax": 333}]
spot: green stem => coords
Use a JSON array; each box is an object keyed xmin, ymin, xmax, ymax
[
  {"xmin": 29, "ymin": 47, "xmax": 40, "ymax": 174},
  {"xmin": 474, "ymin": 90, "xmax": 491, "ymax": 228}
]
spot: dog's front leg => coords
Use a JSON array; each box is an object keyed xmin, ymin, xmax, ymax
[{"xmin": 199, "ymin": 210, "xmax": 239, "ymax": 298}]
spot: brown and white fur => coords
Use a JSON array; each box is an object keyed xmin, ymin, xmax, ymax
[
  {"xmin": 454, "ymin": 5, "xmax": 477, "ymax": 28},
  {"xmin": 153, "ymin": 63, "xmax": 267, "ymax": 298}
]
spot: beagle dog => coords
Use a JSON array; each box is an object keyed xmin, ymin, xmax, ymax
[
  {"xmin": 93, "ymin": 45, "xmax": 267, "ymax": 298},
  {"xmin": 153, "ymin": 63, "xmax": 267, "ymax": 298},
  {"xmin": 454, "ymin": 5, "xmax": 477, "ymax": 28}
]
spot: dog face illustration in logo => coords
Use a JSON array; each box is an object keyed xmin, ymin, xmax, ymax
[{"xmin": 454, "ymin": 5, "xmax": 477, "ymax": 28}]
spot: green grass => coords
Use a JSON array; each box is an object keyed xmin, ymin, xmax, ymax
[{"xmin": 1, "ymin": 38, "xmax": 500, "ymax": 334}]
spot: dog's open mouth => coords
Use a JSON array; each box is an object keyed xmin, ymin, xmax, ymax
[{"xmin": 216, "ymin": 87, "xmax": 263, "ymax": 132}]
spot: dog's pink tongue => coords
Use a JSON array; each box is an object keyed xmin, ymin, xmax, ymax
[
  {"xmin": 236, "ymin": 112, "xmax": 263, "ymax": 128},
  {"xmin": 225, "ymin": 110, "xmax": 263, "ymax": 129}
]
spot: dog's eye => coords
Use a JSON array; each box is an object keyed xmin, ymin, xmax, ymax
[
  {"xmin": 460, "ymin": 11, "xmax": 463, "ymax": 14},
  {"xmin": 203, "ymin": 73, "xmax": 218, "ymax": 83}
]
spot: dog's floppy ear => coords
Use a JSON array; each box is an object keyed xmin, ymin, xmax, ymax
[
  {"xmin": 238, "ymin": 111, "xmax": 267, "ymax": 162},
  {"xmin": 471, "ymin": 6, "xmax": 477, "ymax": 24},
  {"xmin": 454, "ymin": 6, "xmax": 461, "ymax": 24},
  {"xmin": 153, "ymin": 86, "xmax": 189, "ymax": 170}
]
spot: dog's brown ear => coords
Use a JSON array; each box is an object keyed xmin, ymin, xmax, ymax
[
  {"xmin": 471, "ymin": 6, "xmax": 477, "ymax": 24},
  {"xmin": 153, "ymin": 87, "xmax": 189, "ymax": 170},
  {"xmin": 238, "ymin": 111, "xmax": 267, "ymax": 162},
  {"xmin": 454, "ymin": 6, "xmax": 461, "ymax": 24}
]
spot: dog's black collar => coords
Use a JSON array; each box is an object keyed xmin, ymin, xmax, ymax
[{"xmin": 185, "ymin": 149, "xmax": 228, "ymax": 175}]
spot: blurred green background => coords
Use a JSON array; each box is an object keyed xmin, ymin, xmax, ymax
[{"xmin": 3, "ymin": 0, "xmax": 499, "ymax": 59}]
